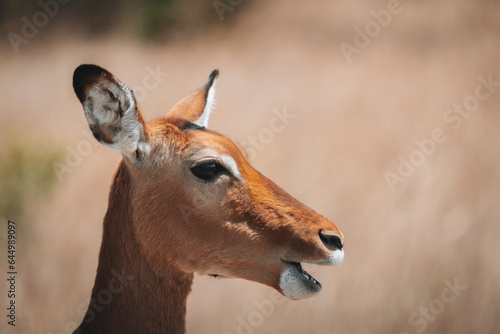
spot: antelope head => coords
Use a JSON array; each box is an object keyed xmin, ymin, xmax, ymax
[{"xmin": 73, "ymin": 64, "xmax": 344, "ymax": 300}]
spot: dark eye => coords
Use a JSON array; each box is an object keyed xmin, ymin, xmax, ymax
[{"xmin": 190, "ymin": 160, "xmax": 228, "ymax": 182}]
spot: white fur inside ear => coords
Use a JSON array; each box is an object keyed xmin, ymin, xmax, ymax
[
  {"xmin": 194, "ymin": 80, "xmax": 216, "ymax": 128},
  {"xmin": 84, "ymin": 83, "xmax": 122, "ymax": 126},
  {"xmin": 84, "ymin": 81, "xmax": 150, "ymax": 159},
  {"xmin": 118, "ymin": 83, "xmax": 150, "ymax": 156}
]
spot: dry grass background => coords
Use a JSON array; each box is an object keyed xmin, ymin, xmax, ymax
[{"xmin": 1, "ymin": 0, "xmax": 499, "ymax": 333}]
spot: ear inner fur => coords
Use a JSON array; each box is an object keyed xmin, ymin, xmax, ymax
[{"xmin": 72, "ymin": 64, "xmax": 149, "ymax": 162}]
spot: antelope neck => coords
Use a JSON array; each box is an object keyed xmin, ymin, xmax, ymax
[{"xmin": 75, "ymin": 162, "xmax": 193, "ymax": 334}]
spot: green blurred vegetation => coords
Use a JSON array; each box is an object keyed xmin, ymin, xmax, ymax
[
  {"xmin": 0, "ymin": 142, "xmax": 61, "ymax": 221},
  {"xmin": 139, "ymin": 0, "xmax": 223, "ymax": 39},
  {"xmin": 0, "ymin": 0, "xmax": 251, "ymax": 40}
]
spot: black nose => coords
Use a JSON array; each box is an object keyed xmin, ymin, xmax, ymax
[{"xmin": 319, "ymin": 230, "xmax": 343, "ymax": 250}]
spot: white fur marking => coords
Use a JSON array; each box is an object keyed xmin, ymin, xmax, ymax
[
  {"xmin": 305, "ymin": 249, "xmax": 344, "ymax": 266},
  {"xmin": 194, "ymin": 80, "xmax": 217, "ymax": 127},
  {"xmin": 279, "ymin": 264, "xmax": 320, "ymax": 300},
  {"xmin": 221, "ymin": 155, "xmax": 242, "ymax": 180},
  {"xmin": 330, "ymin": 249, "xmax": 344, "ymax": 265}
]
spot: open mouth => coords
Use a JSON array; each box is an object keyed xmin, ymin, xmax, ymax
[
  {"xmin": 288, "ymin": 262, "xmax": 321, "ymax": 287},
  {"xmin": 207, "ymin": 255, "xmax": 342, "ymax": 300},
  {"xmin": 280, "ymin": 260, "xmax": 322, "ymax": 300}
]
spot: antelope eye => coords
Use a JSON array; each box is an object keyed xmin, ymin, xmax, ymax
[{"xmin": 190, "ymin": 160, "xmax": 228, "ymax": 182}]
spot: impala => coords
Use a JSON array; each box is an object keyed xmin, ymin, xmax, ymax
[{"xmin": 71, "ymin": 64, "xmax": 344, "ymax": 333}]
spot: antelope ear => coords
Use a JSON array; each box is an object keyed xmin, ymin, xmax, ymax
[
  {"xmin": 167, "ymin": 69, "xmax": 219, "ymax": 127},
  {"xmin": 72, "ymin": 64, "xmax": 149, "ymax": 164}
]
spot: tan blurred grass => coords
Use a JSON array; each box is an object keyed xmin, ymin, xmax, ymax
[{"xmin": 1, "ymin": 0, "xmax": 499, "ymax": 333}]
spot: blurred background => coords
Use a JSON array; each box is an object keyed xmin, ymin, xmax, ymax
[{"xmin": 1, "ymin": 0, "xmax": 499, "ymax": 333}]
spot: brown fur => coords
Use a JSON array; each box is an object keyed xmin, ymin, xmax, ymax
[
  {"xmin": 167, "ymin": 90, "xmax": 207, "ymax": 122},
  {"xmin": 75, "ymin": 163, "xmax": 192, "ymax": 334},
  {"xmin": 72, "ymin": 65, "xmax": 343, "ymax": 333}
]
